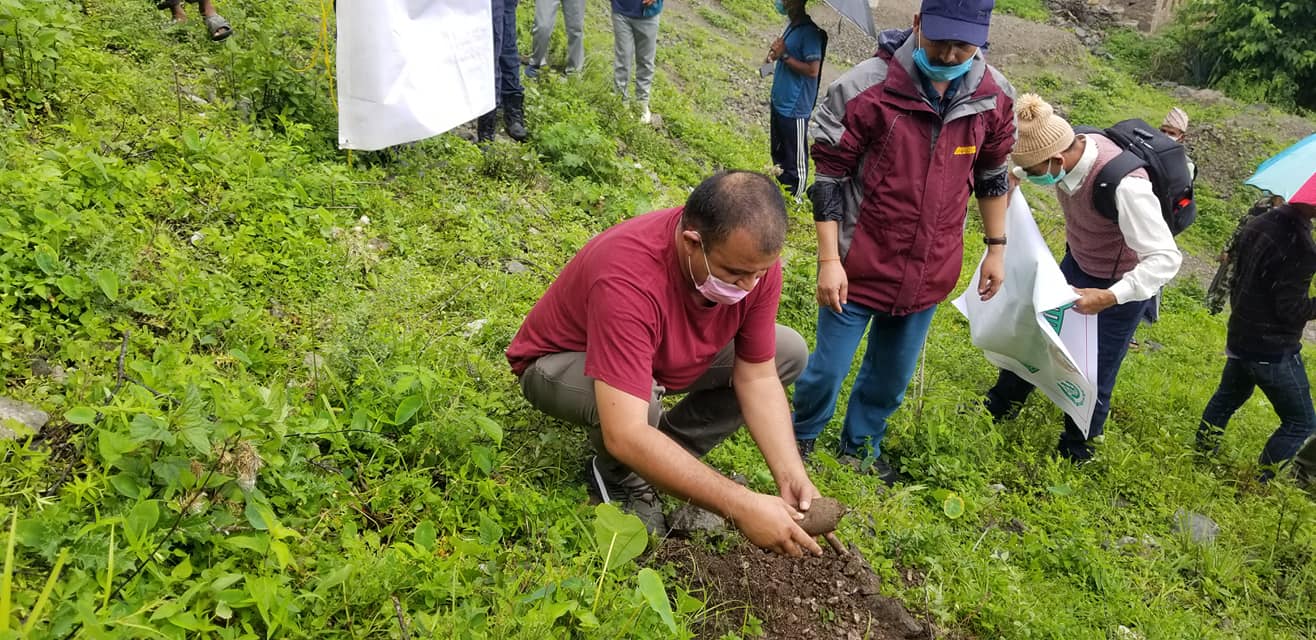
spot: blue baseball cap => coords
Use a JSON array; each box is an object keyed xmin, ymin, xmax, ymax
[{"xmin": 919, "ymin": 0, "xmax": 994, "ymax": 46}]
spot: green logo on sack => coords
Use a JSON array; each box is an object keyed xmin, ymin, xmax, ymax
[
  {"xmin": 1043, "ymin": 303, "xmax": 1075, "ymax": 334},
  {"xmin": 1057, "ymin": 380, "xmax": 1085, "ymax": 406}
]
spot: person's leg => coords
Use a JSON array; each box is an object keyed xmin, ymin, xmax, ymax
[
  {"xmin": 1251, "ymin": 353, "xmax": 1316, "ymax": 476},
  {"xmin": 792, "ymin": 303, "xmax": 875, "ymax": 443},
  {"xmin": 496, "ymin": 0, "xmax": 529, "ymax": 141},
  {"xmin": 794, "ymin": 116, "xmax": 810, "ymax": 197},
  {"xmin": 660, "ymin": 325, "xmax": 808, "ymax": 456},
  {"xmin": 562, "ymin": 0, "xmax": 586, "ymax": 73},
  {"xmin": 632, "ymin": 14, "xmax": 659, "ymax": 109},
  {"xmin": 611, "ymin": 12, "xmax": 634, "ymax": 99},
  {"xmin": 529, "ymin": 0, "xmax": 560, "ymax": 72},
  {"xmin": 838, "ymin": 306, "xmax": 936, "ymax": 459},
  {"xmin": 769, "ymin": 110, "xmax": 786, "ymax": 188},
  {"xmin": 477, "ymin": 0, "xmax": 506, "ymax": 143},
  {"xmin": 772, "ymin": 111, "xmax": 802, "ymax": 197},
  {"xmin": 1196, "ymin": 357, "xmax": 1255, "ymax": 455},
  {"xmin": 518, "ymin": 352, "xmax": 663, "ymax": 486},
  {"xmin": 1055, "ymin": 254, "xmax": 1145, "ymax": 460},
  {"xmin": 1293, "ymin": 434, "xmax": 1316, "ymax": 484},
  {"xmin": 984, "ymin": 369, "xmax": 1035, "ymax": 421}
]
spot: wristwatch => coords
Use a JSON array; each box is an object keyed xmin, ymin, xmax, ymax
[
  {"xmin": 780, "ymin": 52, "xmax": 790, "ymax": 62},
  {"xmin": 983, "ymin": 236, "xmax": 1007, "ymax": 246}
]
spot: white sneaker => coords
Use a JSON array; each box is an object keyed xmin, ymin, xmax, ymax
[{"xmin": 639, "ymin": 105, "xmax": 652, "ymax": 124}]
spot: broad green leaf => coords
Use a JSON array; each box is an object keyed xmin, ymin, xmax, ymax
[
  {"xmin": 65, "ymin": 406, "xmax": 97, "ymax": 425},
  {"xmin": 636, "ymin": 568, "xmax": 678, "ymax": 633},
  {"xmin": 592, "ymin": 503, "xmax": 647, "ymax": 571},
  {"xmin": 474, "ymin": 415, "xmax": 503, "ymax": 446},
  {"xmin": 542, "ymin": 599, "xmax": 576, "ymax": 622},
  {"xmin": 98, "ymin": 429, "xmax": 142, "ymax": 466},
  {"xmin": 1047, "ymin": 484, "xmax": 1074, "ymax": 496},
  {"xmin": 55, "ymin": 274, "xmax": 84, "ymax": 299},
  {"xmin": 413, "ymin": 520, "xmax": 436, "ymax": 552},
  {"xmin": 125, "ymin": 500, "xmax": 160, "ymax": 548},
  {"xmin": 96, "ymin": 269, "xmax": 119, "ymax": 301},
  {"xmin": 315, "ymin": 564, "xmax": 354, "ymax": 594},
  {"xmin": 477, "ymin": 512, "xmax": 503, "ymax": 545},
  {"xmin": 182, "ymin": 128, "xmax": 203, "ymax": 153},
  {"xmin": 170, "ymin": 557, "xmax": 193, "ymax": 581},
  {"xmin": 394, "ymin": 395, "xmax": 423, "ymax": 424},
  {"xmin": 942, "ymin": 493, "xmax": 966, "ymax": 519}
]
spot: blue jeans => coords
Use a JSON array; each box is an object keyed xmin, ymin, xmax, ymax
[
  {"xmin": 492, "ymin": 0, "xmax": 524, "ymax": 103},
  {"xmin": 1198, "ymin": 353, "xmax": 1316, "ymax": 476},
  {"xmin": 985, "ymin": 253, "xmax": 1148, "ymax": 460},
  {"xmin": 793, "ymin": 301, "xmax": 937, "ymax": 458}
]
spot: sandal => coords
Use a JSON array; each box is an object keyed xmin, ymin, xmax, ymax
[{"xmin": 203, "ymin": 14, "xmax": 232, "ymax": 41}]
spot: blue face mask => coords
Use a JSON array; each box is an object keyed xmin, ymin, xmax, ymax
[
  {"xmin": 773, "ymin": 0, "xmax": 787, "ymax": 15},
  {"xmin": 913, "ymin": 47, "xmax": 974, "ymax": 83},
  {"xmin": 1025, "ymin": 159, "xmax": 1068, "ymax": 187}
]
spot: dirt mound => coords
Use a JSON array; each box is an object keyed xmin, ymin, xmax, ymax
[{"xmin": 655, "ymin": 540, "xmax": 934, "ymax": 639}]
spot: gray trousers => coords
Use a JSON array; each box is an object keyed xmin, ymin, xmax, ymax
[
  {"xmin": 530, "ymin": 0, "xmax": 585, "ymax": 72},
  {"xmin": 611, "ymin": 11, "xmax": 659, "ymax": 105},
  {"xmin": 519, "ymin": 325, "xmax": 808, "ymax": 486}
]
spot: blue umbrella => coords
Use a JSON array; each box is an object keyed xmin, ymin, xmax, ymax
[{"xmin": 1245, "ymin": 133, "xmax": 1316, "ymax": 200}]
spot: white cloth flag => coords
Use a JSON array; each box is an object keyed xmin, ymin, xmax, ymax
[
  {"xmin": 952, "ymin": 189, "xmax": 1099, "ymax": 434},
  {"xmin": 337, "ymin": 0, "xmax": 494, "ymax": 150}
]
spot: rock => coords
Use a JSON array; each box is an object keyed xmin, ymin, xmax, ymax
[
  {"xmin": 461, "ymin": 318, "xmax": 489, "ymax": 338},
  {"xmin": 1172, "ymin": 508, "xmax": 1219, "ymax": 544},
  {"xmin": 988, "ymin": 483, "xmax": 1006, "ymax": 493},
  {"xmin": 303, "ymin": 352, "xmax": 326, "ymax": 371},
  {"xmin": 30, "ymin": 358, "xmax": 53, "ymax": 377},
  {"xmin": 1074, "ymin": 26, "xmax": 1088, "ymax": 38},
  {"xmin": 0, "ymin": 397, "xmax": 49, "ymax": 440},
  {"xmin": 504, "ymin": 260, "xmax": 529, "ymax": 274},
  {"xmin": 365, "ymin": 237, "xmax": 391, "ymax": 253},
  {"xmin": 667, "ymin": 504, "xmax": 727, "ymax": 536}
]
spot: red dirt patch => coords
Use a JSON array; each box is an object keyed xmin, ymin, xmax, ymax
[{"xmin": 656, "ymin": 540, "xmax": 935, "ymax": 639}]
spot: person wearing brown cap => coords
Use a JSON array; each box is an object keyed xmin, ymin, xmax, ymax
[
  {"xmin": 983, "ymin": 94, "xmax": 1182, "ymax": 463},
  {"xmin": 1197, "ymin": 178, "xmax": 1316, "ymax": 481},
  {"xmin": 1160, "ymin": 106, "xmax": 1196, "ymax": 178}
]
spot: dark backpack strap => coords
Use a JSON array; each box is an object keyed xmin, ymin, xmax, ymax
[{"xmin": 1089, "ymin": 150, "xmax": 1147, "ymax": 223}]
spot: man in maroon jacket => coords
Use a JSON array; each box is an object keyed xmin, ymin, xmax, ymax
[{"xmin": 793, "ymin": 0, "xmax": 1015, "ymax": 483}]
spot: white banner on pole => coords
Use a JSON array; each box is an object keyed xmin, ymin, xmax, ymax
[
  {"xmin": 952, "ymin": 189, "xmax": 1099, "ymax": 434},
  {"xmin": 337, "ymin": 0, "xmax": 494, "ymax": 151}
]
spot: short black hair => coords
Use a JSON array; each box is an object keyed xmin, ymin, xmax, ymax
[{"xmin": 681, "ymin": 171, "xmax": 788, "ymax": 254}]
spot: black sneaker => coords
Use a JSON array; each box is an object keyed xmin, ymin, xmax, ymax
[
  {"xmin": 838, "ymin": 454, "xmax": 899, "ymax": 486},
  {"xmin": 796, "ymin": 438, "xmax": 816, "ymax": 462},
  {"xmin": 584, "ymin": 456, "xmax": 667, "ymax": 535}
]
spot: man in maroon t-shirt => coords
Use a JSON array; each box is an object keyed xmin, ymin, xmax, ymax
[{"xmin": 508, "ymin": 171, "xmax": 823, "ymax": 557}]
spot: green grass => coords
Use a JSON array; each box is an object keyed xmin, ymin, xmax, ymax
[
  {"xmin": 995, "ymin": 0, "xmax": 1050, "ymax": 22},
  {"xmin": 1, "ymin": 0, "xmax": 1315, "ymax": 638}
]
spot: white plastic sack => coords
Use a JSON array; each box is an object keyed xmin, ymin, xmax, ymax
[
  {"xmin": 952, "ymin": 189, "xmax": 1099, "ymax": 434},
  {"xmin": 337, "ymin": 0, "xmax": 494, "ymax": 150}
]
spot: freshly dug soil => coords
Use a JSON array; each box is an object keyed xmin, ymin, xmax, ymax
[
  {"xmin": 655, "ymin": 540, "xmax": 932, "ymax": 639},
  {"xmin": 798, "ymin": 496, "xmax": 847, "ymax": 536}
]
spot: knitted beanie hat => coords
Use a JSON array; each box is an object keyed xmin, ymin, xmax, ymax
[
  {"xmin": 1011, "ymin": 93, "xmax": 1075, "ymax": 169},
  {"xmin": 1162, "ymin": 107, "xmax": 1189, "ymax": 133}
]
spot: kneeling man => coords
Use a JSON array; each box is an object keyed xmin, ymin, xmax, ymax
[{"xmin": 507, "ymin": 171, "xmax": 823, "ymax": 557}]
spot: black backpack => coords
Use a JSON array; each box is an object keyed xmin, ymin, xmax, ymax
[{"xmin": 1074, "ymin": 119, "xmax": 1197, "ymax": 235}]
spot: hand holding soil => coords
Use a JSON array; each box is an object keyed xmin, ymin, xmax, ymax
[
  {"xmin": 797, "ymin": 495, "xmax": 846, "ymax": 536},
  {"xmin": 733, "ymin": 492, "xmax": 823, "ymax": 557}
]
